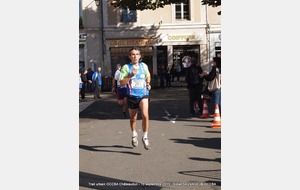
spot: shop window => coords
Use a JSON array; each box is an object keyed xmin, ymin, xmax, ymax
[
  {"xmin": 121, "ymin": 9, "xmax": 137, "ymax": 22},
  {"xmin": 173, "ymin": 45, "xmax": 200, "ymax": 76},
  {"xmin": 215, "ymin": 46, "xmax": 221, "ymax": 57},
  {"xmin": 175, "ymin": 1, "xmax": 190, "ymax": 20}
]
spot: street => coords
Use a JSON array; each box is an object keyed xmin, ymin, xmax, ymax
[{"xmin": 79, "ymin": 87, "xmax": 221, "ymax": 190}]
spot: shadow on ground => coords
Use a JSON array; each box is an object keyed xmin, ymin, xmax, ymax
[
  {"xmin": 79, "ymin": 144, "xmax": 141, "ymax": 156},
  {"xmin": 189, "ymin": 157, "xmax": 221, "ymax": 163},
  {"xmin": 169, "ymin": 137, "xmax": 221, "ymax": 150}
]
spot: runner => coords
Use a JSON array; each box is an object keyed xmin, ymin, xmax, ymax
[
  {"xmin": 119, "ymin": 47, "xmax": 152, "ymax": 150},
  {"xmin": 112, "ymin": 64, "xmax": 127, "ymax": 118}
]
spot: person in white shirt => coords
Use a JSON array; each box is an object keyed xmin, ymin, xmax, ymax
[{"xmin": 112, "ymin": 64, "xmax": 128, "ymax": 118}]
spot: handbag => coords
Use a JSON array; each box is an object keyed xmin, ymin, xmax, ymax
[{"xmin": 208, "ymin": 68, "xmax": 221, "ymax": 92}]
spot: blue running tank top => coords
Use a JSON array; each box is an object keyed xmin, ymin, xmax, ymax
[{"xmin": 126, "ymin": 62, "xmax": 149, "ymax": 98}]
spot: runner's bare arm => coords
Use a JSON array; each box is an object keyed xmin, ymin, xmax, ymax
[
  {"xmin": 120, "ymin": 68, "xmax": 137, "ymax": 86},
  {"xmin": 146, "ymin": 76, "xmax": 151, "ymax": 90}
]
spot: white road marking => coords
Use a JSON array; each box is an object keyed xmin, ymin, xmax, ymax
[{"xmin": 163, "ymin": 110, "xmax": 179, "ymax": 124}]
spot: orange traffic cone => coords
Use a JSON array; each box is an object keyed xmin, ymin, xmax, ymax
[
  {"xmin": 211, "ymin": 104, "xmax": 221, "ymax": 128},
  {"xmin": 200, "ymin": 99, "xmax": 210, "ymax": 118}
]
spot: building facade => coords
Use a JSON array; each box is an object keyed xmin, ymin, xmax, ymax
[{"xmin": 79, "ymin": 0, "xmax": 221, "ymax": 77}]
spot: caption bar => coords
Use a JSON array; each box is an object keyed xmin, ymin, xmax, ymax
[{"xmin": 88, "ymin": 182, "xmax": 217, "ymax": 187}]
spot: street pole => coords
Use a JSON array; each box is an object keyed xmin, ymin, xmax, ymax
[
  {"xmin": 205, "ymin": 5, "xmax": 210, "ymax": 63},
  {"xmin": 100, "ymin": 0, "xmax": 106, "ymax": 76}
]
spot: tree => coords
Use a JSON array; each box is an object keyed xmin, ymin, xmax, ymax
[
  {"xmin": 110, "ymin": 0, "xmax": 221, "ymax": 14},
  {"xmin": 201, "ymin": 0, "xmax": 221, "ymax": 7},
  {"xmin": 201, "ymin": 0, "xmax": 221, "ymax": 15},
  {"xmin": 110, "ymin": 0, "xmax": 187, "ymax": 11}
]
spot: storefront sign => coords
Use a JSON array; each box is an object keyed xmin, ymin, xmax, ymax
[
  {"xmin": 79, "ymin": 33, "xmax": 87, "ymax": 41},
  {"xmin": 108, "ymin": 39, "xmax": 154, "ymax": 47},
  {"xmin": 162, "ymin": 34, "xmax": 202, "ymax": 42}
]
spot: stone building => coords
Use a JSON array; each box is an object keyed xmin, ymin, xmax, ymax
[{"xmin": 79, "ymin": 0, "xmax": 221, "ymax": 77}]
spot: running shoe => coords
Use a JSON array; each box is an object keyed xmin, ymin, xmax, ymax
[
  {"xmin": 142, "ymin": 138, "xmax": 151, "ymax": 150},
  {"xmin": 132, "ymin": 136, "xmax": 138, "ymax": 147}
]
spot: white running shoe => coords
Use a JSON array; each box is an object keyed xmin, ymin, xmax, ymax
[
  {"xmin": 132, "ymin": 136, "xmax": 138, "ymax": 147},
  {"xmin": 142, "ymin": 138, "xmax": 151, "ymax": 150}
]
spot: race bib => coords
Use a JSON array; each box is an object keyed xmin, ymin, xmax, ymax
[{"xmin": 131, "ymin": 79, "xmax": 144, "ymax": 89}]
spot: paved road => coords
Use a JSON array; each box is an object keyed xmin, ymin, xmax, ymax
[{"xmin": 79, "ymin": 87, "xmax": 221, "ymax": 190}]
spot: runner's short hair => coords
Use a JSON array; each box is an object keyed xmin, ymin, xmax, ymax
[{"xmin": 128, "ymin": 47, "xmax": 141, "ymax": 55}]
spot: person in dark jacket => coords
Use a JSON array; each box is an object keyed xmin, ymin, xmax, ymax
[
  {"xmin": 185, "ymin": 58, "xmax": 207, "ymax": 117},
  {"xmin": 170, "ymin": 63, "xmax": 176, "ymax": 82},
  {"xmin": 158, "ymin": 64, "xmax": 167, "ymax": 88},
  {"xmin": 165, "ymin": 66, "xmax": 172, "ymax": 88},
  {"xmin": 80, "ymin": 69, "xmax": 88, "ymax": 101},
  {"xmin": 86, "ymin": 68, "xmax": 94, "ymax": 92}
]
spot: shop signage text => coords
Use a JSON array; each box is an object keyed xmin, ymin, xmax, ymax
[
  {"xmin": 109, "ymin": 39, "xmax": 154, "ymax": 47},
  {"xmin": 79, "ymin": 33, "xmax": 87, "ymax": 41},
  {"xmin": 162, "ymin": 34, "xmax": 202, "ymax": 42}
]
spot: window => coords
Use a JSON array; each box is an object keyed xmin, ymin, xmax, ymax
[
  {"xmin": 121, "ymin": 9, "xmax": 137, "ymax": 22},
  {"xmin": 175, "ymin": 1, "xmax": 190, "ymax": 20},
  {"xmin": 215, "ymin": 46, "xmax": 221, "ymax": 57}
]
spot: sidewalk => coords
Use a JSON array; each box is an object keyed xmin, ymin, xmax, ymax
[{"xmin": 79, "ymin": 92, "xmax": 112, "ymax": 113}]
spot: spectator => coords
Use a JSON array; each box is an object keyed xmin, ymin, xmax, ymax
[
  {"xmin": 175, "ymin": 63, "xmax": 181, "ymax": 83},
  {"xmin": 158, "ymin": 64, "xmax": 167, "ymax": 88},
  {"xmin": 92, "ymin": 67, "xmax": 102, "ymax": 100},
  {"xmin": 80, "ymin": 69, "xmax": 88, "ymax": 101},
  {"xmin": 86, "ymin": 68, "xmax": 94, "ymax": 92},
  {"xmin": 165, "ymin": 66, "xmax": 172, "ymax": 88},
  {"xmin": 79, "ymin": 69, "xmax": 83, "ymax": 100},
  {"xmin": 205, "ymin": 57, "xmax": 221, "ymax": 114},
  {"xmin": 185, "ymin": 58, "xmax": 207, "ymax": 117},
  {"xmin": 170, "ymin": 63, "xmax": 176, "ymax": 82}
]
